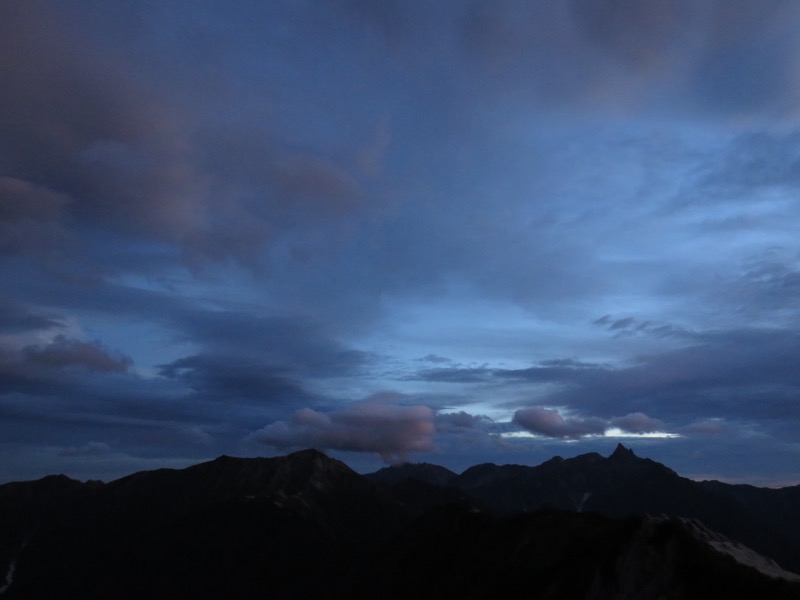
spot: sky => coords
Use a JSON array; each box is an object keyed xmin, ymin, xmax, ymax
[{"xmin": 2, "ymin": 0, "xmax": 800, "ymax": 486}]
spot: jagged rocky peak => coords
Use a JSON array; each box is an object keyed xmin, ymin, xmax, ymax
[{"xmin": 610, "ymin": 443, "xmax": 636, "ymax": 460}]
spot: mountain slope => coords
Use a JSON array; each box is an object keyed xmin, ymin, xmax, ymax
[
  {"xmin": 0, "ymin": 450, "xmax": 404, "ymax": 599},
  {"xmin": 0, "ymin": 446, "xmax": 798, "ymax": 599},
  {"xmin": 352, "ymin": 506, "xmax": 800, "ymax": 599},
  {"xmin": 430, "ymin": 444, "xmax": 800, "ymax": 573}
]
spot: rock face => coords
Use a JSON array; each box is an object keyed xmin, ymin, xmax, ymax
[{"xmin": 0, "ymin": 446, "xmax": 799, "ymax": 599}]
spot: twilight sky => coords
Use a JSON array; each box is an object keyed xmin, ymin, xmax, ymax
[{"xmin": 3, "ymin": 0, "xmax": 800, "ymax": 486}]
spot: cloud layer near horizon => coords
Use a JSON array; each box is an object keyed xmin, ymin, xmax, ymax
[
  {"xmin": 246, "ymin": 398, "xmax": 435, "ymax": 464},
  {"xmin": 2, "ymin": 0, "xmax": 800, "ymax": 485}
]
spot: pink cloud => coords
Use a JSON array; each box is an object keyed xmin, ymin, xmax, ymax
[
  {"xmin": 513, "ymin": 407, "xmax": 606, "ymax": 439},
  {"xmin": 611, "ymin": 412, "xmax": 665, "ymax": 433},
  {"xmin": 247, "ymin": 398, "xmax": 435, "ymax": 463}
]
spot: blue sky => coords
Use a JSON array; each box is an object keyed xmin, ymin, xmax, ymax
[{"xmin": 2, "ymin": 0, "xmax": 800, "ymax": 485}]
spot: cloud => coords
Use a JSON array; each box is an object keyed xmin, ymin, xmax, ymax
[
  {"xmin": 687, "ymin": 2, "xmax": 800, "ymax": 115},
  {"xmin": 0, "ymin": 302, "xmax": 63, "ymax": 334},
  {"xmin": 611, "ymin": 412, "xmax": 665, "ymax": 434},
  {"xmin": 158, "ymin": 354, "xmax": 310, "ymax": 404},
  {"xmin": 412, "ymin": 367, "xmax": 494, "ymax": 384},
  {"xmin": 610, "ymin": 317, "xmax": 636, "ymax": 330},
  {"xmin": 512, "ymin": 407, "xmax": 669, "ymax": 439},
  {"xmin": 405, "ymin": 324, "xmax": 800, "ymax": 443},
  {"xmin": 0, "ymin": 335, "xmax": 133, "ymax": 402},
  {"xmin": 1, "ymin": 0, "xmax": 800, "ymax": 487},
  {"xmin": 411, "ymin": 358, "xmax": 607, "ymax": 386},
  {"xmin": 246, "ymin": 397, "xmax": 435, "ymax": 463},
  {"xmin": 132, "ymin": 426, "xmax": 214, "ymax": 449},
  {"xmin": 173, "ymin": 310, "xmax": 369, "ymax": 376},
  {"xmin": 685, "ymin": 418, "xmax": 728, "ymax": 437},
  {"xmin": 0, "ymin": 177, "xmax": 73, "ymax": 259},
  {"xmin": 417, "ymin": 354, "xmax": 452, "ymax": 364},
  {"xmin": 0, "ymin": 2, "xmax": 160, "ymax": 159},
  {"xmin": 457, "ymin": 0, "xmax": 800, "ymax": 119},
  {"xmin": 23, "ymin": 336, "xmax": 132, "ymax": 374},
  {"xmin": 178, "ymin": 139, "xmax": 365, "ymax": 268},
  {"xmin": 470, "ymin": 328, "xmax": 800, "ymax": 434},
  {"xmin": 0, "ymin": 177, "xmax": 69, "ymax": 223},
  {"xmin": 154, "ymin": 309, "xmax": 371, "ymax": 406},
  {"xmin": 513, "ymin": 407, "xmax": 606, "ymax": 439},
  {"xmin": 0, "ymin": 1, "xmax": 369, "ymax": 273},
  {"xmin": 58, "ymin": 441, "xmax": 112, "ymax": 457},
  {"xmin": 493, "ymin": 361, "xmax": 606, "ymax": 384},
  {"xmin": 568, "ymin": 0, "xmax": 688, "ymax": 69},
  {"xmin": 0, "ymin": 2, "xmax": 181, "ymax": 240},
  {"xmin": 435, "ymin": 411, "xmax": 490, "ymax": 431},
  {"xmin": 702, "ymin": 131, "xmax": 800, "ymax": 192},
  {"xmin": 592, "ymin": 315, "xmax": 687, "ymax": 338},
  {"xmin": 735, "ymin": 251, "xmax": 800, "ymax": 314}
]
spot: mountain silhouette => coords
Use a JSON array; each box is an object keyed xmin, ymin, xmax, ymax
[{"xmin": 0, "ymin": 446, "xmax": 798, "ymax": 599}]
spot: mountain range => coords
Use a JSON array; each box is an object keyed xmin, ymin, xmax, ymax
[{"xmin": 1, "ymin": 445, "xmax": 798, "ymax": 599}]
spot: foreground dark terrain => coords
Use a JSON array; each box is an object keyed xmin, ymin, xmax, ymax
[{"xmin": 1, "ymin": 445, "xmax": 799, "ymax": 599}]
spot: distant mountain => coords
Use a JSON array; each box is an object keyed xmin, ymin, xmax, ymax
[
  {"xmin": 366, "ymin": 461, "xmax": 457, "ymax": 487},
  {"xmin": 365, "ymin": 444, "xmax": 800, "ymax": 575},
  {"xmin": 0, "ymin": 450, "xmax": 404, "ymax": 599},
  {"xmin": 1, "ymin": 446, "xmax": 798, "ymax": 599},
  {"xmin": 431, "ymin": 443, "xmax": 800, "ymax": 575}
]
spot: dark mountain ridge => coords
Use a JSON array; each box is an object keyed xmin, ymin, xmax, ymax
[
  {"xmin": 370, "ymin": 443, "xmax": 800, "ymax": 574},
  {"xmin": 366, "ymin": 461, "xmax": 457, "ymax": 487},
  {"xmin": 1, "ymin": 445, "xmax": 799, "ymax": 599}
]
